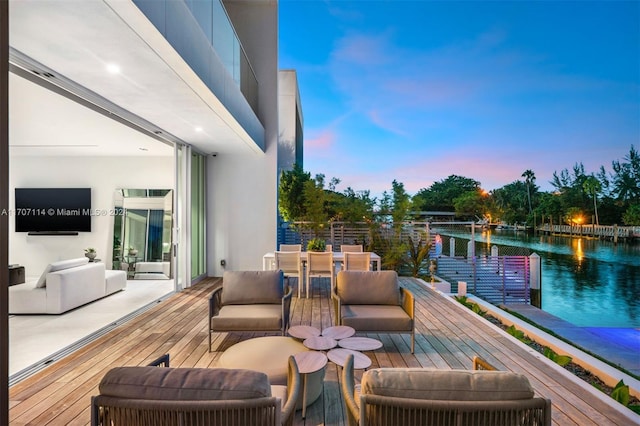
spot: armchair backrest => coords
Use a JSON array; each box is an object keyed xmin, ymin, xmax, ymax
[
  {"xmin": 361, "ymin": 368, "xmax": 535, "ymax": 401},
  {"xmin": 336, "ymin": 271, "xmax": 400, "ymax": 305},
  {"xmin": 221, "ymin": 270, "xmax": 284, "ymax": 305}
]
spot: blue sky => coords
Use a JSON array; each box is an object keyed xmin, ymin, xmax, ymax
[{"xmin": 278, "ymin": 0, "xmax": 639, "ymax": 198}]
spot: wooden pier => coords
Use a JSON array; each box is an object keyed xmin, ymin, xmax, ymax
[{"xmin": 537, "ymin": 224, "xmax": 639, "ymax": 242}]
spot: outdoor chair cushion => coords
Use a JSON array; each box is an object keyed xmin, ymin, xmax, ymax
[
  {"xmin": 211, "ymin": 305, "xmax": 283, "ymax": 331},
  {"xmin": 221, "ymin": 270, "xmax": 284, "ymax": 305},
  {"xmin": 340, "ymin": 305, "xmax": 412, "ymax": 331},
  {"xmin": 361, "ymin": 368, "xmax": 535, "ymax": 401},
  {"xmin": 99, "ymin": 366, "xmax": 272, "ymax": 401},
  {"xmin": 336, "ymin": 270, "xmax": 400, "ymax": 305}
]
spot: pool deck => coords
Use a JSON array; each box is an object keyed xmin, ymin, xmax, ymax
[{"xmin": 507, "ymin": 304, "xmax": 640, "ymax": 377}]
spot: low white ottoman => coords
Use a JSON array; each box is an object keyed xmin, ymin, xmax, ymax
[
  {"xmin": 217, "ymin": 336, "xmax": 325, "ymax": 410},
  {"xmin": 105, "ymin": 270, "xmax": 126, "ymax": 294}
]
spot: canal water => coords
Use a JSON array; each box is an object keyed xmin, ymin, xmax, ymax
[{"xmin": 471, "ymin": 230, "xmax": 640, "ymax": 328}]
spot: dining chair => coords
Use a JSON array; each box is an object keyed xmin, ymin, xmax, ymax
[
  {"xmin": 280, "ymin": 244, "xmax": 302, "ymax": 252},
  {"xmin": 305, "ymin": 251, "xmax": 334, "ymax": 298},
  {"xmin": 325, "ymin": 244, "xmax": 333, "ymax": 252},
  {"xmin": 275, "ymin": 251, "xmax": 304, "ymax": 298},
  {"xmin": 343, "ymin": 251, "xmax": 371, "ymax": 271},
  {"xmin": 340, "ymin": 244, "xmax": 363, "ymax": 252}
]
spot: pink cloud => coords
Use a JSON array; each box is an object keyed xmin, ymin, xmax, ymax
[{"xmin": 305, "ymin": 129, "xmax": 337, "ymax": 158}]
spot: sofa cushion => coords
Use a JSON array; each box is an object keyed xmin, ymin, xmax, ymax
[
  {"xmin": 341, "ymin": 305, "xmax": 412, "ymax": 331},
  {"xmin": 221, "ymin": 271, "xmax": 284, "ymax": 305},
  {"xmin": 36, "ymin": 257, "xmax": 89, "ymax": 288},
  {"xmin": 361, "ymin": 368, "xmax": 535, "ymax": 401},
  {"xmin": 99, "ymin": 366, "xmax": 272, "ymax": 401},
  {"xmin": 336, "ymin": 271, "xmax": 399, "ymax": 305},
  {"xmin": 211, "ymin": 305, "xmax": 283, "ymax": 331}
]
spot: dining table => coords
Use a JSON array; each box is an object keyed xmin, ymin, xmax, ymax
[{"xmin": 262, "ymin": 251, "xmax": 382, "ymax": 271}]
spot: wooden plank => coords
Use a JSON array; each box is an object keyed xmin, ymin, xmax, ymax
[{"xmin": 8, "ymin": 277, "xmax": 637, "ymax": 426}]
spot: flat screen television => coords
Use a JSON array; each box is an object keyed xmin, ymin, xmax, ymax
[{"xmin": 15, "ymin": 188, "xmax": 92, "ymax": 233}]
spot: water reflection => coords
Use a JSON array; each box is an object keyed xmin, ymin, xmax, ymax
[{"xmin": 438, "ymin": 228, "xmax": 640, "ymax": 327}]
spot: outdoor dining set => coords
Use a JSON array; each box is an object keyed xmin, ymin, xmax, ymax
[{"xmin": 262, "ymin": 244, "xmax": 381, "ymax": 298}]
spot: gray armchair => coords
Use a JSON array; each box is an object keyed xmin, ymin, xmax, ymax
[
  {"xmin": 341, "ymin": 354, "xmax": 551, "ymax": 426},
  {"xmin": 209, "ymin": 270, "xmax": 292, "ymax": 351},
  {"xmin": 333, "ymin": 270, "xmax": 415, "ymax": 353},
  {"xmin": 92, "ymin": 355, "xmax": 302, "ymax": 426}
]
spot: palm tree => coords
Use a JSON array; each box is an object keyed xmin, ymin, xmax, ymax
[
  {"xmin": 521, "ymin": 170, "xmax": 535, "ymax": 214},
  {"xmin": 582, "ymin": 174, "xmax": 602, "ymax": 225}
]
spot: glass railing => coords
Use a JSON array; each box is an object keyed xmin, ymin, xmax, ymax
[
  {"xmin": 134, "ymin": 0, "xmax": 259, "ymax": 116},
  {"xmin": 208, "ymin": 0, "xmax": 258, "ymax": 113}
]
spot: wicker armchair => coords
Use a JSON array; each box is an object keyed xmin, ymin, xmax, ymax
[
  {"xmin": 209, "ymin": 270, "xmax": 292, "ymax": 351},
  {"xmin": 341, "ymin": 354, "xmax": 551, "ymax": 426},
  {"xmin": 91, "ymin": 356, "xmax": 301, "ymax": 426},
  {"xmin": 333, "ymin": 270, "xmax": 415, "ymax": 353}
]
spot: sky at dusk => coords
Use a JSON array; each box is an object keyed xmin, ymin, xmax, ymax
[{"xmin": 278, "ymin": 1, "xmax": 639, "ymax": 198}]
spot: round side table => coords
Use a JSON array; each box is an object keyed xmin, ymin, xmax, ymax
[
  {"xmin": 327, "ymin": 348, "xmax": 372, "ymax": 370},
  {"xmin": 338, "ymin": 337, "xmax": 383, "ymax": 351},
  {"xmin": 322, "ymin": 325, "xmax": 355, "ymax": 340},
  {"xmin": 288, "ymin": 325, "xmax": 321, "ymax": 340},
  {"xmin": 303, "ymin": 336, "xmax": 338, "ymax": 351},
  {"xmin": 294, "ymin": 351, "xmax": 328, "ymax": 419}
]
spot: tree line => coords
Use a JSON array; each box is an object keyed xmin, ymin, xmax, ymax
[{"xmin": 279, "ymin": 145, "xmax": 640, "ymax": 228}]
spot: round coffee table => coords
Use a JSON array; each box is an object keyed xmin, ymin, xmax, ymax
[
  {"xmin": 338, "ymin": 337, "xmax": 383, "ymax": 351},
  {"xmin": 217, "ymin": 336, "xmax": 325, "ymax": 410},
  {"xmin": 217, "ymin": 336, "xmax": 306, "ymax": 385},
  {"xmin": 327, "ymin": 348, "xmax": 372, "ymax": 370}
]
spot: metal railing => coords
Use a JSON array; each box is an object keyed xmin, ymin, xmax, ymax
[{"xmin": 434, "ymin": 255, "xmax": 532, "ymax": 305}]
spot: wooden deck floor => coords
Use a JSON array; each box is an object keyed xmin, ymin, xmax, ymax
[{"xmin": 9, "ymin": 277, "xmax": 636, "ymax": 425}]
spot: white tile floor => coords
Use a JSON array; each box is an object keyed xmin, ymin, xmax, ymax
[{"xmin": 9, "ymin": 279, "xmax": 175, "ymax": 376}]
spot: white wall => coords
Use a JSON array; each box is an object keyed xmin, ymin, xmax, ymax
[
  {"xmin": 207, "ymin": 150, "xmax": 277, "ymax": 275},
  {"xmin": 9, "ymin": 155, "xmax": 173, "ymax": 278}
]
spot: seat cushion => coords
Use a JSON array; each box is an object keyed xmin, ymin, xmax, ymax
[
  {"xmin": 361, "ymin": 368, "xmax": 535, "ymax": 401},
  {"xmin": 211, "ymin": 305, "xmax": 283, "ymax": 331},
  {"xmin": 221, "ymin": 270, "xmax": 284, "ymax": 305},
  {"xmin": 341, "ymin": 305, "xmax": 412, "ymax": 331},
  {"xmin": 99, "ymin": 366, "xmax": 271, "ymax": 400},
  {"xmin": 336, "ymin": 271, "xmax": 399, "ymax": 305}
]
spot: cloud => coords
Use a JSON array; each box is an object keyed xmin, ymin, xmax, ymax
[{"xmin": 305, "ymin": 128, "xmax": 336, "ymax": 156}]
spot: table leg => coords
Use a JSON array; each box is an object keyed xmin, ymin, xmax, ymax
[{"xmin": 301, "ymin": 373, "xmax": 308, "ymax": 419}]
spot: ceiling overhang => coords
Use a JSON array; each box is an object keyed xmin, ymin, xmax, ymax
[{"xmin": 9, "ymin": 0, "xmax": 263, "ymax": 156}]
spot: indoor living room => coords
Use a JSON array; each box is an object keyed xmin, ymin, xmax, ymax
[{"xmin": 8, "ymin": 68, "xmax": 177, "ymax": 382}]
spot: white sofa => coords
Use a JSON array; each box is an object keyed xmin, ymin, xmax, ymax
[
  {"xmin": 134, "ymin": 261, "xmax": 170, "ymax": 279},
  {"xmin": 9, "ymin": 258, "xmax": 126, "ymax": 314}
]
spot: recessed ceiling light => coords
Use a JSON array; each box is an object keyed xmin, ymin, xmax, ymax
[
  {"xmin": 139, "ymin": 147, "xmax": 148, "ymax": 151},
  {"xmin": 195, "ymin": 126, "xmax": 203, "ymax": 132},
  {"xmin": 106, "ymin": 63, "xmax": 121, "ymax": 74}
]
